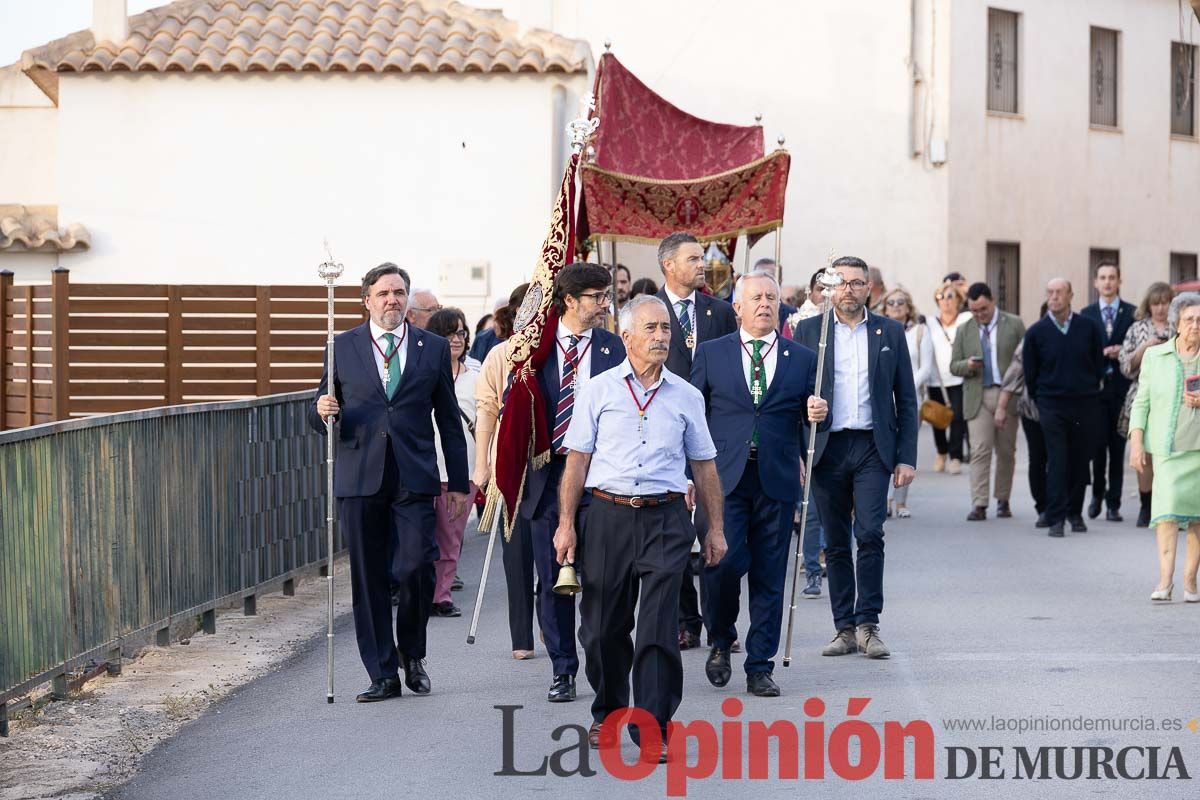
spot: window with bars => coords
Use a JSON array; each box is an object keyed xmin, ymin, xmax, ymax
[
  {"xmin": 1090, "ymin": 27, "xmax": 1119, "ymax": 127},
  {"xmin": 1172, "ymin": 42, "xmax": 1196, "ymax": 137},
  {"xmin": 986, "ymin": 242, "xmax": 1020, "ymax": 314},
  {"xmin": 1088, "ymin": 249, "xmax": 1120, "ymax": 303},
  {"xmin": 987, "ymin": 9, "xmax": 1019, "ymax": 113},
  {"xmin": 1171, "ymin": 252, "xmax": 1198, "ymax": 285}
]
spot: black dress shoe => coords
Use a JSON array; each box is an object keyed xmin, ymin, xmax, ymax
[
  {"xmin": 705, "ymin": 647, "xmax": 732, "ymax": 687},
  {"xmin": 747, "ymin": 671, "xmax": 780, "ymax": 697},
  {"xmin": 1069, "ymin": 515, "xmax": 1087, "ymax": 533},
  {"xmin": 1035, "ymin": 512, "xmax": 1050, "ymax": 528},
  {"xmin": 451, "ymin": 573, "xmax": 464, "ymax": 591},
  {"xmin": 1106, "ymin": 508, "xmax": 1123, "ymax": 522},
  {"xmin": 1048, "ymin": 523, "xmax": 1065, "ymax": 538},
  {"xmin": 401, "ymin": 655, "xmax": 431, "ymax": 695},
  {"xmin": 1087, "ymin": 497, "xmax": 1102, "ymax": 519},
  {"xmin": 966, "ymin": 506, "xmax": 987, "ymax": 521},
  {"xmin": 547, "ymin": 674, "xmax": 576, "ymax": 703},
  {"xmin": 431, "ymin": 601, "xmax": 461, "ymax": 617},
  {"xmin": 730, "ymin": 640, "xmax": 742, "ymax": 654},
  {"xmin": 996, "ymin": 500, "xmax": 1012, "ymax": 518},
  {"xmin": 677, "ymin": 631, "xmax": 700, "ymax": 650},
  {"xmin": 355, "ymin": 677, "xmax": 402, "ymax": 703}
]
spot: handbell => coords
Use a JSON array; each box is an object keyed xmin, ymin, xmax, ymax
[{"xmin": 553, "ymin": 562, "xmax": 582, "ymax": 596}]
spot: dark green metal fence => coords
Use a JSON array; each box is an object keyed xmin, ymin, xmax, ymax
[{"xmin": 0, "ymin": 391, "xmax": 339, "ymax": 732}]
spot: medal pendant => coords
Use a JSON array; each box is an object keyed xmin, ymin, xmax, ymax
[
  {"xmin": 638, "ymin": 412, "xmax": 644, "ymax": 435},
  {"xmin": 686, "ymin": 333, "xmax": 695, "ymax": 349}
]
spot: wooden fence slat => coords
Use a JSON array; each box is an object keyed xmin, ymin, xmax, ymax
[
  {"xmin": 5, "ymin": 333, "xmax": 53, "ymax": 349},
  {"xmin": 70, "ymin": 333, "xmax": 168, "ymax": 347},
  {"xmin": 269, "ymin": 333, "xmax": 329, "ymax": 347},
  {"xmin": 269, "ymin": 300, "xmax": 363, "ymax": 315},
  {"xmin": 167, "ymin": 287, "xmax": 182, "ymax": 405},
  {"xmin": 69, "ymin": 284, "xmax": 169, "ymax": 298},
  {"xmin": 179, "ymin": 318, "xmax": 256, "ymax": 331},
  {"xmin": 177, "ymin": 285, "xmax": 257, "ymax": 298},
  {"xmin": 268, "ymin": 366, "xmax": 323, "ymax": 380},
  {"xmin": 269, "ymin": 285, "xmax": 362, "ymax": 299},
  {"xmin": 180, "ymin": 333, "xmax": 256, "ymax": 347},
  {"xmin": 31, "ymin": 284, "xmax": 53, "ymax": 299},
  {"xmin": 178, "ymin": 382, "xmax": 257, "ymax": 396},
  {"xmin": 68, "ymin": 382, "xmax": 167, "ymax": 397},
  {"xmin": 178, "ymin": 349, "xmax": 257, "ymax": 363},
  {"xmin": 68, "ymin": 317, "xmax": 168, "ymax": 331},
  {"xmin": 7, "ymin": 365, "xmax": 54, "ymax": 381},
  {"xmin": 23, "ymin": 285, "xmax": 34, "ymax": 426},
  {"xmin": 270, "ymin": 381, "xmax": 320, "ymax": 393},
  {"xmin": 68, "ymin": 350, "xmax": 166, "ymax": 363},
  {"xmin": 181, "ymin": 366, "xmax": 258, "ymax": 381},
  {"xmin": 70, "ymin": 366, "xmax": 166, "ymax": 380},
  {"xmin": 32, "ymin": 383, "xmax": 53, "ymax": 398},
  {"xmin": 267, "ymin": 349, "xmax": 325, "ymax": 363},
  {"xmin": 69, "ymin": 299, "xmax": 168, "ymax": 314},
  {"xmin": 70, "ymin": 398, "xmax": 165, "ymax": 413},
  {"xmin": 0, "ymin": 271, "xmax": 9, "ymax": 430},
  {"xmin": 255, "ymin": 287, "xmax": 270, "ymax": 396},
  {"xmin": 179, "ymin": 300, "xmax": 257, "ymax": 314}
]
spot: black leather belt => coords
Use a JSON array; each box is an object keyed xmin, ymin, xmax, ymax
[{"xmin": 592, "ymin": 489, "xmax": 683, "ymax": 508}]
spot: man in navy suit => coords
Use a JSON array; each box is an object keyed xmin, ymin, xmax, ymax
[
  {"xmin": 521, "ymin": 263, "xmax": 626, "ymax": 704},
  {"xmin": 751, "ymin": 258, "xmax": 797, "ymax": 336},
  {"xmin": 1079, "ymin": 262, "xmax": 1136, "ymax": 522},
  {"xmin": 312, "ymin": 263, "xmax": 469, "ymax": 703},
  {"xmin": 692, "ymin": 273, "xmax": 828, "ymax": 697},
  {"xmin": 654, "ymin": 232, "xmax": 739, "ymax": 650},
  {"xmin": 794, "ymin": 257, "xmax": 918, "ymax": 660}
]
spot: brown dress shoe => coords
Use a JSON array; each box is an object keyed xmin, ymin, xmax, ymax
[
  {"xmin": 588, "ymin": 721, "xmax": 603, "ymax": 749},
  {"xmin": 996, "ymin": 500, "xmax": 1012, "ymax": 518},
  {"xmin": 677, "ymin": 631, "xmax": 700, "ymax": 650},
  {"xmin": 966, "ymin": 506, "xmax": 987, "ymax": 521}
]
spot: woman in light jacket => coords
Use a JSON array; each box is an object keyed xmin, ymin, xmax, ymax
[
  {"xmin": 1128, "ymin": 292, "xmax": 1200, "ymax": 603},
  {"xmin": 926, "ymin": 282, "xmax": 972, "ymax": 473},
  {"xmin": 881, "ymin": 287, "xmax": 930, "ymax": 517}
]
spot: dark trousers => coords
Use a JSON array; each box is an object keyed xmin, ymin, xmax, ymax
[
  {"xmin": 1021, "ymin": 416, "xmax": 1048, "ymax": 515},
  {"xmin": 929, "ymin": 385, "xmax": 966, "ymax": 461},
  {"xmin": 500, "ymin": 515, "xmax": 536, "ymax": 652},
  {"xmin": 810, "ymin": 430, "xmax": 890, "ymax": 632},
  {"xmin": 580, "ymin": 496, "xmax": 693, "ymax": 732},
  {"xmin": 526, "ymin": 476, "xmax": 584, "ymax": 677},
  {"xmin": 1037, "ymin": 398, "xmax": 1098, "ymax": 525},
  {"xmin": 341, "ymin": 447, "xmax": 437, "ymax": 681},
  {"xmin": 678, "ymin": 501, "xmax": 708, "ymax": 637},
  {"xmin": 702, "ymin": 464, "xmax": 794, "ymax": 675},
  {"xmin": 1091, "ymin": 381, "xmax": 1127, "ymax": 510}
]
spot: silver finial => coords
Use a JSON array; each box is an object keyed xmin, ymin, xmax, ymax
[
  {"xmin": 318, "ymin": 239, "xmax": 344, "ymax": 282},
  {"xmin": 817, "ymin": 249, "xmax": 842, "ymax": 289},
  {"xmin": 567, "ymin": 93, "xmax": 599, "ymax": 153},
  {"xmin": 777, "ymin": 134, "xmax": 786, "ymax": 148},
  {"xmin": 603, "ymin": 39, "xmax": 612, "ymax": 52},
  {"xmin": 754, "ymin": 113, "xmax": 762, "ymax": 124}
]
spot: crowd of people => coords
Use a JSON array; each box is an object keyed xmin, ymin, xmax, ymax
[{"xmin": 310, "ymin": 237, "xmax": 1200, "ymax": 761}]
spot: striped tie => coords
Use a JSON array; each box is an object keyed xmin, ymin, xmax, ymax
[{"xmin": 552, "ymin": 335, "xmax": 579, "ymax": 454}]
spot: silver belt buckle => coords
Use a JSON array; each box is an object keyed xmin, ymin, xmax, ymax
[{"xmin": 629, "ymin": 495, "xmax": 643, "ymax": 508}]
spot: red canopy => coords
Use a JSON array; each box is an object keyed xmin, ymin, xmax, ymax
[{"xmin": 579, "ymin": 53, "xmax": 789, "ymax": 244}]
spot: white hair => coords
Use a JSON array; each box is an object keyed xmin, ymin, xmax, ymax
[
  {"xmin": 1169, "ymin": 292, "xmax": 1200, "ymax": 327},
  {"xmin": 619, "ymin": 294, "xmax": 668, "ymax": 330},
  {"xmin": 733, "ymin": 271, "xmax": 780, "ymax": 302}
]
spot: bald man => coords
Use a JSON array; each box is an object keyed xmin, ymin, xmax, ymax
[
  {"xmin": 1021, "ymin": 278, "xmax": 1106, "ymax": 538},
  {"xmin": 407, "ymin": 289, "xmax": 442, "ymax": 329}
]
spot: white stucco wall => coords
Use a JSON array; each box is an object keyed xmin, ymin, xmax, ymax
[
  {"xmin": 948, "ymin": 0, "xmax": 1200, "ymax": 316},
  {"xmin": 54, "ymin": 71, "xmax": 585, "ymax": 322},
  {"xmin": 0, "ymin": 65, "xmax": 56, "ymax": 205}
]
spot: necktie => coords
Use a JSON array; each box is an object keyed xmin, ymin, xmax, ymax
[
  {"xmin": 382, "ymin": 332, "xmax": 401, "ymax": 398},
  {"xmin": 678, "ymin": 299, "xmax": 694, "ymax": 347},
  {"xmin": 552, "ymin": 335, "xmax": 579, "ymax": 454},
  {"xmin": 1102, "ymin": 305, "xmax": 1115, "ymax": 337},
  {"xmin": 750, "ymin": 339, "xmax": 765, "ymax": 445},
  {"xmin": 980, "ymin": 325, "xmax": 996, "ymax": 388}
]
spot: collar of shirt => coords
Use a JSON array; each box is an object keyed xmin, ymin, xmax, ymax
[
  {"xmin": 369, "ymin": 319, "xmax": 407, "ymax": 346},
  {"xmin": 1047, "ymin": 311, "xmax": 1073, "ymax": 331},
  {"xmin": 981, "ymin": 310, "xmax": 999, "ymax": 331},
  {"xmin": 739, "ymin": 328, "xmax": 778, "ymax": 347},
  {"xmin": 834, "ymin": 309, "xmax": 869, "ymax": 330},
  {"xmin": 1100, "ymin": 297, "xmax": 1120, "ymax": 315},
  {"xmin": 663, "ymin": 286, "xmax": 698, "ymax": 311},
  {"xmin": 619, "ymin": 358, "xmax": 673, "ymax": 392},
  {"xmin": 557, "ymin": 322, "xmax": 592, "ymax": 345}
]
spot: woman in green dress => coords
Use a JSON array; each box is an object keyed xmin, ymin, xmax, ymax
[{"xmin": 1128, "ymin": 292, "xmax": 1200, "ymax": 603}]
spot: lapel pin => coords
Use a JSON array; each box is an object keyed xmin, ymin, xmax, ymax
[
  {"xmin": 418, "ymin": 340, "xmax": 424, "ymax": 347},
  {"xmin": 601, "ymin": 346, "xmax": 610, "ymax": 355},
  {"xmin": 875, "ymin": 328, "xmax": 882, "ymax": 335},
  {"xmin": 783, "ymin": 350, "xmax": 790, "ymax": 357},
  {"xmin": 706, "ymin": 309, "xmax": 712, "ymax": 316}
]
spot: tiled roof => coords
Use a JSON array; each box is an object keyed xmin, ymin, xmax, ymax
[
  {"xmin": 0, "ymin": 206, "xmax": 91, "ymax": 254},
  {"xmin": 21, "ymin": 0, "xmax": 589, "ymax": 80}
]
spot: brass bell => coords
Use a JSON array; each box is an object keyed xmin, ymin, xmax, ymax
[{"xmin": 553, "ymin": 562, "xmax": 582, "ymax": 596}]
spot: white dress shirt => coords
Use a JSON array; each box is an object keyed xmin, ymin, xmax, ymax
[
  {"xmin": 978, "ymin": 310, "xmax": 1004, "ymax": 385},
  {"xmin": 830, "ymin": 310, "xmax": 873, "ymax": 431},
  {"xmin": 554, "ymin": 323, "xmax": 594, "ymax": 393},
  {"xmin": 368, "ymin": 319, "xmax": 409, "ymax": 388},
  {"xmin": 739, "ymin": 328, "xmax": 778, "ymax": 394},
  {"xmin": 663, "ymin": 286, "xmax": 699, "ymax": 355}
]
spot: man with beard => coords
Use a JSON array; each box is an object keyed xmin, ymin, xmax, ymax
[
  {"xmin": 555, "ymin": 294, "xmax": 727, "ymax": 762},
  {"xmin": 521, "ymin": 263, "xmax": 626, "ymax": 703},
  {"xmin": 794, "ymin": 257, "xmax": 918, "ymax": 659},
  {"xmin": 654, "ymin": 232, "xmax": 738, "ymax": 650},
  {"xmin": 312, "ymin": 263, "xmax": 468, "ymax": 702}
]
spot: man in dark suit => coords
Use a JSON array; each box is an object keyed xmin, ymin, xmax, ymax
[
  {"xmin": 751, "ymin": 258, "xmax": 797, "ymax": 335},
  {"xmin": 1079, "ymin": 262, "xmax": 1136, "ymax": 522},
  {"xmin": 520, "ymin": 263, "xmax": 626, "ymax": 704},
  {"xmin": 693, "ymin": 273, "xmax": 827, "ymax": 697},
  {"xmin": 795, "ymin": 257, "xmax": 918, "ymax": 659},
  {"xmin": 311, "ymin": 263, "xmax": 469, "ymax": 703},
  {"xmin": 654, "ymin": 231, "xmax": 738, "ymax": 650}
]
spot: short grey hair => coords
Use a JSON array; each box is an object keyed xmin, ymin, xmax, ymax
[
  {"xmin": 733, "ymin": 271, "xmax": 780, "ymax": 302},
  {"xmin": 1168, "ymin": 292, "xmax": 1200, "ymax": 328},
  {"xmin": 657, "ymin": 232, "xmax": 700, "ymax": 271},
  {"xmin": 619, "ymin": 294, "xmax": 668, "ymax": 331}
]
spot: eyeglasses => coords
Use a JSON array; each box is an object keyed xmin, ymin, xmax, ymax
[
  {"xmin": 447, "ymin": 330, "xmax": 468, "ymax": 340},
  {"xmin": 837, "ymin": 279, "xmax": 868, "ymax": 291},
  {"xmin": 935, "ymin": 293, "xmax": 954, "ymax": 302},
  {"xmin": 578, "ymin": 290, "xmax": 614, "ymax": 304},
  {"xmin": 411, "ymin": 304, "xmax": 442, "ymax": 314},
  {"xmin": 885, "ymin": 298, "xmax": 908, "ymax": 307}
]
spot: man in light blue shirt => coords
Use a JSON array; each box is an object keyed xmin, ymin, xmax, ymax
[{"xmin": 555, "ymin": 294, "xmax": 726, "ymax": 761}]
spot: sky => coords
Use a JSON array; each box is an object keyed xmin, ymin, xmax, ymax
[{"xmin": 0, "ymin": 1, "xmax": 159, "ymax": 66}]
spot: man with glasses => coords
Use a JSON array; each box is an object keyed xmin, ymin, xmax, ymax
[
  {"xmin": 407, "ymin": 288, "xmax": 442, "ymax": 329},
  {"xmin": 794, "ymin": 257, "xmax": 918, "ymax": 659},
  {"xmin": 654, "ymin": 232, "xmax": 738, "ymax": 651},
  {"xmin": 521, "ymin": 262, "xmax": 626, "ymax": 703}
]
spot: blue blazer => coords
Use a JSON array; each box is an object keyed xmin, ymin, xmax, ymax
[
  {"xmin": 520, "ymin": 326, "xmax": 626, "ymax": 519},
  {"xmin": 656, "ymin": 288, "xmax": 738, "ymax": 379},
  {"xmin": 1079, "ymin": 299, "xmax": 1136, "ymax": 395},
  {"xmin": 308, "ymin": 322, "xmax": 468, "ymax": 499},
  {"xmin": 692, "ymin": 332, "xmax": 821, "ymax": 503},
  {"xmin": 794, "ymin": 311, "xmax": 919, "ymax": 473}
]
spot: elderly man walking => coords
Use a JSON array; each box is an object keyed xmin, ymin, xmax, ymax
[{"xmin": 554, "ymin": 294, "xmax": 727, "ymax": 763}]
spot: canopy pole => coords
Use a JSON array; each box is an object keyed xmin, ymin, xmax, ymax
[
  {"xmin": 775, "ymin": 226, "xmax": 783, "ymax": 284},
  {"xmin": 610, "ymin": 238, "xmax": 621, "ymax": 334}
]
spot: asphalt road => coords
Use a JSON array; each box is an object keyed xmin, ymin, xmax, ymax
[{"xmin": 113, "ymin": 450, "xmax": 1200, "ymax": 800}]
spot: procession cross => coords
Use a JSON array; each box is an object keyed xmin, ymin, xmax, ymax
[{"xmin": 750, "ymin": 380, "xmax": 764, "ymax": 404}]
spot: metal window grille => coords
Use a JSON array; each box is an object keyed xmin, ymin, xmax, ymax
[
  {"xmin": 987, "ymin": 9, "xmax": 1019, "ymax": 113},
  {"xmin": 1171, "ymin": 252, "xmax": 1198, "ymax": 284},
  {"xmin": 986, "ymin": 242, "xmax": 1020, "ymax": 314},
  {"xmin": 1172, "ymin": 43, "xmax": 1196, "ymax": 137},
  {"xmin": 1090, "ymin": 27, "xmax": 1119, "ymax": 127},
  {"xmin": 1088, "ymin": 249, "xmax": 1120, "ymax": 304}
]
